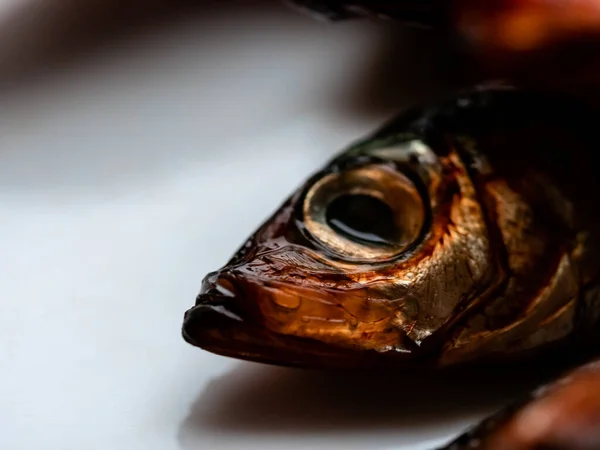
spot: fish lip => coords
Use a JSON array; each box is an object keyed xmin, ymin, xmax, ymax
[
  {"xmin": 181, "ymin": 295, "xmax": 322, "ymax": 367},
  {"xmin": 182, "ymin": 294, "xmax": 245, "ymax": 346}
]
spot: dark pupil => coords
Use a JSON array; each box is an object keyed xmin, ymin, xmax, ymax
[{"xmin": 325, "ymin": 194, "xmax": 397, "ymax": 247}]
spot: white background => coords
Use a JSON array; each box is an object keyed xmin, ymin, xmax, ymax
[{"xmin": 0, "ymin": 1, "xmax": 544, "ymax": 449}]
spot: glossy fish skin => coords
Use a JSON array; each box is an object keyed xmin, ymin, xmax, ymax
[
  {"xmin": 438, "ymin": 357, "xmax": 600, "ymax": 450},
  {"xmin": 182, "ymin": 87, "xmax": 600, "ymax": 371}
]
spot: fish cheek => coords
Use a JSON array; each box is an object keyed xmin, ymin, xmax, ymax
[
  {"xmin": 441, "ymin": 171, "xmax": 580, "ymax": 364},
  {"xmin": 377, "ymin": 150, "xmax": 500, "ymax": 348},
  {"xmin": 252, "ymin": 282, "xmax": 407, "ymax": 352}
]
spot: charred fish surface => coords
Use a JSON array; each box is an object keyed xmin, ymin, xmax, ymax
[{"xmin": 182, "ymin": 87, "xmax": 600, "ymax": 371}]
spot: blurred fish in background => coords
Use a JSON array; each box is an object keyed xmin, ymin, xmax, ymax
[
  {"xmin": 291, "ymin": 0, "xmax": 600, "ymax": 97},
  {"xmin": 3, "ymin": 0, "xmax": 600, "ymax": 98}
]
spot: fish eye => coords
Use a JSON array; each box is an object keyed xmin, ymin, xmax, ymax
[
  {"xmin": 325, "ymin": 194, "xmax": 396, "ymax": 247},
  {"xmin": 303, "ymin": 164, "xmax": 426, "ymax": 261}
]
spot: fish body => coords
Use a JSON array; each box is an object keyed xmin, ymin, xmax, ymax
[
  {"xmin": 182, "ymin": 86, "xmax": 600, "ymax": 371},
  {"xmin": 438, "ymin": 357, "xmax": 600, "ymax": 449}
]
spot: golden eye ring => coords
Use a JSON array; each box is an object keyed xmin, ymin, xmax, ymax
[{"xmin": 302, "ymin": 164, "xmax": 426, "ymax": 262}]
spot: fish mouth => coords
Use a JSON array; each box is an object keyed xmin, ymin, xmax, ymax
[
  {"xmin": 181, "ymin": 292, "xmax": 424, "ymax": 370},
  {"xmin": 182, "ymin": 295, "xmax": 360, "ymax": 369},
  {"xmin": 182, "ymin": 269, "xmax": 432, "ymax": 369}
]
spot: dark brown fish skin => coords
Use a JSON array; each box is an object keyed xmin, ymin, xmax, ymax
[
  {"xmin": 437, "ymin": 357, "xmax": 600, "ymax": 450},
  {"xmin": 182, "ymin": 87, "xmax": 600, "ymax": 372}
]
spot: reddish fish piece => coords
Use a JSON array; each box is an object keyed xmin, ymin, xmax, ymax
[
  {"xmin": 439, "ymin": 359, "xmax": 600, "ymax": 449},
  {"xmin": 456, "ymin": 0, "xmax": 600, "ymax": 52},
  {"xmin": 455, "ymin": 0, "xmax": 600, "ymax": 94}
]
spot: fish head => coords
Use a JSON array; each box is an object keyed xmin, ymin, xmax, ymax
[{"xmin": 183, "ymin": 88, "xmax": 593, "ymax": 369}]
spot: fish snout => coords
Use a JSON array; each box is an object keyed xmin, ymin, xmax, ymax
[{"xmin": 182, "ymin": 271, "xmax": 251, "ymax": 348}]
